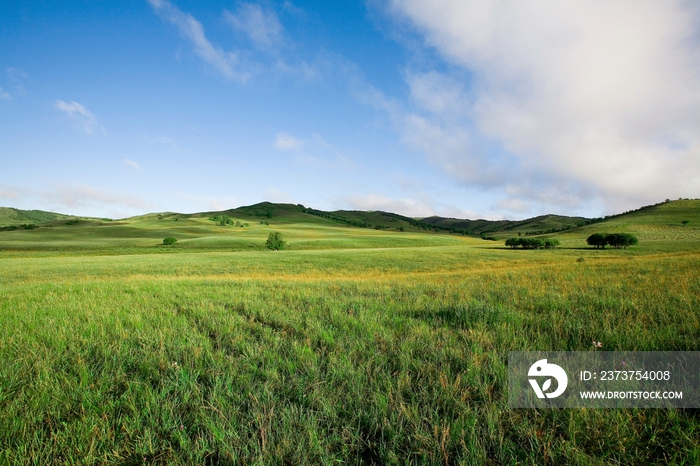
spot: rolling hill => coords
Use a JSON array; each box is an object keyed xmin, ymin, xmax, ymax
[
  {"xmin": 421, "ymin": 213, "xmax": 590, "ymax": 236},
  {"xmin": 0, "ymin": 199, "xmax": 697, "ymax": 255},
  {"xmin": 0, "ymin": 207, "xmax": 78, "ymax": 227}
]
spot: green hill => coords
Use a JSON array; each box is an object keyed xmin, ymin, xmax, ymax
[
  {"xmin": 0, "ymin": 202, "xmax": 466, "ymax": 255},
  {"xmin": 0, "ymin": 207, "xmax": 77, "ymax": 227},
  {"xmin": 421, "ymin": 213, "xmax": 589, "ymax": 236},
  {"xmin": 0, "ymin": 199, "xmax": 697, "ymax": 255},
  {"xmin": 547, "ymin": 198, "xmax": 700, "ymax": 251}
]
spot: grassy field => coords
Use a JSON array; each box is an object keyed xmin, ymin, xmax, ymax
[{"xmin": 0, "ymin": 201, "xmax": 699, "ymax": 464}]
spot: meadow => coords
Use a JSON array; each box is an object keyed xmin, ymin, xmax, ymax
[{"xmin": 0, "ymin": 200, "xmax": 699, "ymax": 464}]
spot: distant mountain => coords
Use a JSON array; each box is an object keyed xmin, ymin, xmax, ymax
[{"xmin": 420, "ymin": 213, "xmax": 590, "ymax": 236}]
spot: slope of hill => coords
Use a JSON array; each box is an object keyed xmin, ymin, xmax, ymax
[
  {"xmin": 0, "ymin": 202, "xmax": 467, "ymax": 255},
  {"xmin": 421, "ymin": 213, "xmax": 590, "ymax": 236},
  {"xmin": 0, "ymin": 207, "xmax": 77, "ymax": 227},
  {"xmin": 549, "ymin": 198, "xmax": 700, "ymax": 250}
]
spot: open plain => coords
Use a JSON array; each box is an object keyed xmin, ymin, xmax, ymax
[{"xmin": 0, "ymin": 200, "xmax": 699, "ymax": 464}]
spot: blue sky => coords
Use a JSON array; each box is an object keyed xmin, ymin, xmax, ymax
[{"xmin": 1, "ymin": 1, "xmax": 698, "ymax": 219}]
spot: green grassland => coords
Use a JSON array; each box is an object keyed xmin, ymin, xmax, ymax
[{"xmin": 0, "ymin": 200, "xmax": 699, "ymax": 464}]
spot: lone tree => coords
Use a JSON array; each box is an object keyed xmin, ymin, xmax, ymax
[
  {"xmin": 163, "ymin": 237, "xmax": 177, "ymax": 245},
  {"xmin": 682, "ymin": 220, "xmax": 689, "ymax": 227},
  {"xmin": 266, "ymin": 231, "xmax": 286, "ymax": 250}
]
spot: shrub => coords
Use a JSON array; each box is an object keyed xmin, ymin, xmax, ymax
[
  {"xmin": 163, "ymin": 237, "xmax": 177, "ymax": 245},
  {"xmin": 265, "ymin": 232, "xmax": 285, "ymax": 250}
]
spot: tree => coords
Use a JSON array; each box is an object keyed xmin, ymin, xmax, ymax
[
  {"xmin": 163, "ymin": 237, "xmax": 177, "ymax": 245},
  {"xmin": 505, "ymin": 238, "xmax": 520, "ymax": 248},
  {"xmin": 605, "ymin": 233, "xmax": 638, "ymax": 249},
  {"xmin": 682, "ymin": 220, "xmax": 689, "ymax": 227},
  {"xmin": 211, "ymin": 215, "xmax": 233, "ymax": 226},
  {"xmin": 587, "ymin": 232, "xmax": 638, "ymax": 249},
  {"xmin": 586, "ymin": 233, "xmax": 607, "ymax": 249},
  {"xmin": 522, "ymin": 238, "xmax": 544, "ymax": 249},
  {"xmin": 544, "ymin": 239, "xmax": 560, "ymax": 249},
  {"xmin": 266, "ymin": 231, "xmax": 286, "ymax": 250}
]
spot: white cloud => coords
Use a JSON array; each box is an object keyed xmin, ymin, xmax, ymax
[
  {"xmin": 147, "ymin": 135, "xmax": 179, "ymax": 149},
  {"xmin": 494, "ymin": 197, "xmax": 530, "ymax": 215},
  {"xmin": 273, "ymin": 131, "xmax": 357, "ymax": 170},
  {"xmin": 264, "ymin": 187, "xmax": 291, "ymax": 203},
  {"xmin": 344, "ymin": 193, "xmax": 481, "ymax": 219},
  {"xmin": 345, "ymin": 193, "xmax": 434, "ymax": 217},
  {"xmin": 50, "ymin": 184, "xmax": 149, "ymax": 210},
  {"xmin": 406, "ymin": 71, "xmax": 468, "ymax": 116},
  {"xmin": 273, "ymin": 132, "xmax": 304, "ymax": 151},
  {"xmin": 148, "ymin": 0, "xmax": 249, "ymax": 82},
  {"xmin": 203, "ymin": 197, "xmax": 236, "ymax": 211},
  {"xmin": 282, "ymin": 1, "xmax": 305, "ymax": 17},
  {"xmin": 384, "ymin": 0, "xmax": 700, "ymax": 213},
  {"xmin": 7, "ymin": 67, "xmax": 28, "ymax": 79},
  {"xmin": 0, "ymin": 87, "xmax": 10, "ymax": 100},
  {"xmin": 224, "ymin": 3, "xmax": 283, "ymax": 49},
  {"xmin": 54, "ymin": 100, "xmax": 106, "ymax": 135},
  {"xmin": 175, "ymin": 192, "xmax": 237, "ymax": 211},
  {"xmin": 0, "ymin": 187, "xmax": 18, "ymax": 200},
  {"xmin": 123, "ymin": 159, "xmax": 141, "ymax": 170},
  {"xmin": 0, "ymin": 183, "xmax": 150, "ymax": 218},
  {"xmin": 7, "ymin": 67, "xmax": 28, "ymax": 95}
]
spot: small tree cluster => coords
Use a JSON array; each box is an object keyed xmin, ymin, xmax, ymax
[
  {"xmin": 210, "ymin": 215, "xmax": 249, "ymax": 227},
  {"xmin": 211, "ymin": 215, "xmax": 234, "ymax": 226},
  {"xmin": 162, "ymin": 237, "xmax": 177, "ymax": 245},
  {"xmin": 586, "ymin": 233, "xmax": 638, "ymax": 249},
  {"xmin": 266, "ymin": 231, "xmax": 286, "ymax": 250},
  {"xmin": 505, "ymin": 238, "xmax": 560, "ymax": 249}
]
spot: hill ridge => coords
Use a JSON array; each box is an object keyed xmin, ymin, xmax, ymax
[{"xmin": 2, "ymin": 199, "xmax": 697, "ymax": 236}]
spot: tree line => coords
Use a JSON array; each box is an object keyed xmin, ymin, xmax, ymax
[
  {"xmin": 505, "ymin": 238, "xmax": 560, "ymax": 249},
  {"xmin": 586, "ymin": 233, "xmax": 638, "ymax": 249}
]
